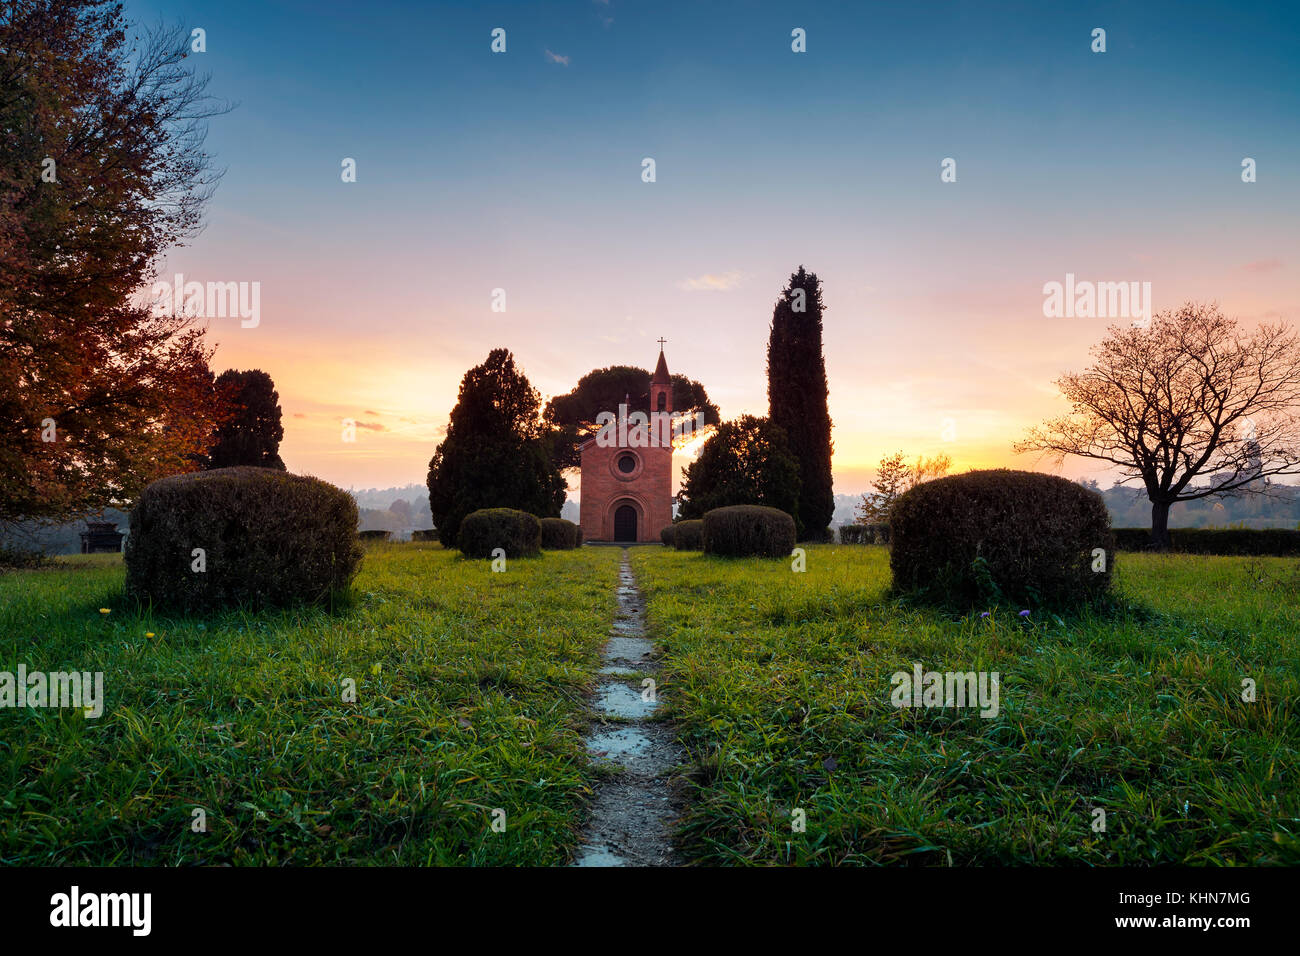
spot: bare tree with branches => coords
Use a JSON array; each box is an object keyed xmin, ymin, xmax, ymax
[{"xmin": 1016, "ymin": 303, "xmax": 1300, "ymax": 548}]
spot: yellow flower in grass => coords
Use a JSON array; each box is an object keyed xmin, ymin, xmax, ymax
[
  {"xmin": 98, "ymin": 608, "xmax": 110, "ymax": 615},
  {"xmin": 145, "ymin": 632, "xmax": 155, "ymax": 638}
]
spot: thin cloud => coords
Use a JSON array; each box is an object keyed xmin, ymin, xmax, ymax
[
  {"xmin": 677, "ymin": 271, "xmax": 745, "ymax": 292},
  {"xmin": 354, "ymin": 420, "xmax": 386, "ymax": 432},
  {"xmin": 1242, "ymin": 258, "xmax": 1283, "ymax": 274},
  {"xmin": 545, "ymin": 49, "xmax": 570, "ymax": 66}
]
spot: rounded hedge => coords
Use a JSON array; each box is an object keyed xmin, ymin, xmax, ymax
[
  {"xmin": 457, "ymin": 508, "xmax": 541, "ymax": 559},
  {"xmin": 540, "ymin": 516, "xmax": 580, "ymax": 550},
  {"xmin": 673, "ymin": 519, "xmax": 704, "ymax": 551},
  {"xmin": 660, "ymin": 525, "xmax": 675, "ymax": 547},
  {"xmin": 890, "ymin": 469, "xmax": 1114, "ymax": 607},
  {"xmin": 124, "ymin": 467, "xmax": 363, "ymax": 612},
  {"xmin": 703, "ymin": 505, "xmax": 797, "ymax": 558}
]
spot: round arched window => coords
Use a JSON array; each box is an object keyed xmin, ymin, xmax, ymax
[{"xmin": 617, "ymin": 453, "xmax": 637, "ymax": 474}]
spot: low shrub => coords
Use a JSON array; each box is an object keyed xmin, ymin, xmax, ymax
[
  {"xmin": 124, "ymin": 467, "xmax": 363, "ymax": 612},
  {"xmin": 1114, "ymin": 527, "xmax": 1300, "ymax": 556},
  {"xmin": 840, "ymin": 523, "xmax": 890, "ymax": 544},
  {"xmin": 673, "ymin": 519, "xmax": 704, "ymax": 551},
  {"xmin": 457, "ymin": 508, "xmax": 541, "ymax": 559},
  {"xmin": 0, "ymin": 544, "xmax": 48, "ymax": 570},
  {"xmin": 660, "ymin": 525, "xmax": 675, "ymax": 546},
  {"xmin": 540, "ymin": 517, "xmax": 580, "ymax": 550},
  {"xmin": 703, "ymin": 505, "xmax": 797, "ymax": 558},
  {"xmin": 839, "ymin": 525, "xmax": 868, "ymax": 545},
  {"xmin": 411, "ymin": 529, "xmax": 437, "ymax": 542},
  {"xmin": 890, "ymin": 469, "xmax": 1114, "ymax": 608},
  {"xmin": 358, "ymin": 530, "xmax": 390, "ymax": 542}
]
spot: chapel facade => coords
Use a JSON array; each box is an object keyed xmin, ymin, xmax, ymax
[{"xmin": 578, "ymin": 346, "xmax": 675, "ymax": 543}]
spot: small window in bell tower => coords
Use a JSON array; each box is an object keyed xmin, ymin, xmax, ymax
[{"xmin": 657, "ymin": 392, "xmax": 666, "ymax": 411}]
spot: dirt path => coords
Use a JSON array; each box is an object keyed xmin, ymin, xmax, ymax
[{"xmin": 572, "ymin": 549, "xmax": 684, "ymax": 867}]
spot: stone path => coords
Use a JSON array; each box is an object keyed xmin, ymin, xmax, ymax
[{"xmin": 572, "ymin": 549, "xmax": 683, "ymax": 866}]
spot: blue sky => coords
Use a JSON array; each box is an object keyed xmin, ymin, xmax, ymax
[{"xmin": 125, "ymin": 0, "xmax": 1300, "ymax": 491}]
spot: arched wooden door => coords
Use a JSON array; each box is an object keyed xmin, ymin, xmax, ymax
[{"xmin": 613, "ymin": 504, "xmax": 638, "ymax": 542}]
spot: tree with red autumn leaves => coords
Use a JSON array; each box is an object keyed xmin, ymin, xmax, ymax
[{"xmin": 1, "ymin": 1, "xmax": 230, "ymax": 525}]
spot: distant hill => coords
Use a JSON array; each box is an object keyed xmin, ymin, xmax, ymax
[
  {"xmin": 831, "ymin": 493, "xmax": 861, "ymax": 528},
  {"xmin": 349, "ymin": 485, "xmax": 434, "ymax": 535},
  {"xmin": 1097, "ymin": 482, "xmax": 1299, "ymax": 529},
  {"xmin": 354, "ymin": 485, "xmax": 576, "ymax": 534}
]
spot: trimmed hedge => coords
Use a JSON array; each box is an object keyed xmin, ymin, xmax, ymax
[
  {"xmin": 839, "ymin": 523, "xmax": 890, "ymax": 545},
  {"xmin": 358, "ymin": 530, "xmax": 391, "ymax": 542},
  {"xmin": 703, "ymin": 505, "xmax": 797, "ymax": 558},
  {"xmin": 411, "ymin": 529, "xmax": 437, "ymax": 542},
  {"xmin": 540, "ymin": 517, "xmax": 580, "ymax": 550},
  {"xmin": 891, "ymin": 469, "xmax": 1114, "ymax": 608},
  {"xmin": 124, "ymin": 467, "xmax": 363, "ymax": 612},
  {"xmin": 1114, "ymin": 527, "xmax": 1300, "ymax": 556},
  {"xmin": 660, "ymin": 525, "xmax": 675, "ymax": 546},
  {"xmin": 457, "ymin": 508, "xmax": 541, "ymax": 559},
  {"xmin": 673, "ymin": 519, "xmax": 704, "ymax": 551}
]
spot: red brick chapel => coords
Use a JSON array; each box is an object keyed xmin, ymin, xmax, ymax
[{"xmin": 579, "ymin": 346, "xmax": 675, "ymax": 543}]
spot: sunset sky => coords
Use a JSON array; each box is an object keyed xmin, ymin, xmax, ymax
[{"xmin": 128, "ymin": 0, "xmax": 1300, "ymax": 496}]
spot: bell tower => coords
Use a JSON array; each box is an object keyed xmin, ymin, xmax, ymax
[
  {"xmin": 650, "ymin": 339, "xmax": 672, "ymax": 415},
  {"xmin": 576, "ymin": 339, "xmax": 676, "ymax": 543}
]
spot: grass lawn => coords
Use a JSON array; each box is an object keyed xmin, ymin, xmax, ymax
[
  {"xmin": 630, "ymin": 545, "xmax": 1300, "ymax": 865},
  {"xmin": 0, "ymin": 543, "xmax": 619, "ymax": 865},
  {"xmin": 3, "ymin": 542, "xmax": 1296, "ymax": 866}
]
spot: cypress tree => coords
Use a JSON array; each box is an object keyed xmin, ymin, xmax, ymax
[
  {"xmin": 766, "ymin": 266, "xmax": 833, "ymax": 539},
  {"xmin": 427, "ymin": 349, "xmax": 566, "ymax": 547}
]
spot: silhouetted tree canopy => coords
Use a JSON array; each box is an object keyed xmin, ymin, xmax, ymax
[
  {"xmin": 678, "ymin": 415, "xmax": 801, "ymax": 522},
  {"xmin": 204, "ymin": 370, "xmax": 286, "ymax": 470},
  {"xmin": 544, "ymin": 365, "xmax": 719, "ymax": 471},
  {"xmin": 427, "ymin": 349, "xmax": 566, "ymax": 547},
  {"xmin": 767, "ymin": 266, "xmax": 834, "ymax": 540}
]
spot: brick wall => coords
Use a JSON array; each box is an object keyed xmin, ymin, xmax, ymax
[{"xmin": 579, "ymin": 441, "xmax": 673, "ymax": 542}]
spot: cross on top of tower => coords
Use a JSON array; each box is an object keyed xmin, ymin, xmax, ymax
[{"xmin": 657, "ymin": 337, "xmax": 666, "ymax": 350}]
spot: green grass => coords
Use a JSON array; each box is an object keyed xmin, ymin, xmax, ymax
[
  {"xmin": 4, "ymin": 542, "xmax": 1297, "ymax": 865},
  {"xmin": 0, "ymin": 543, "xmax": 619, "ymax": 865},
  {"xmin": 629, "ymin": 545, "xmax": 1300, "ymax": 865}
]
